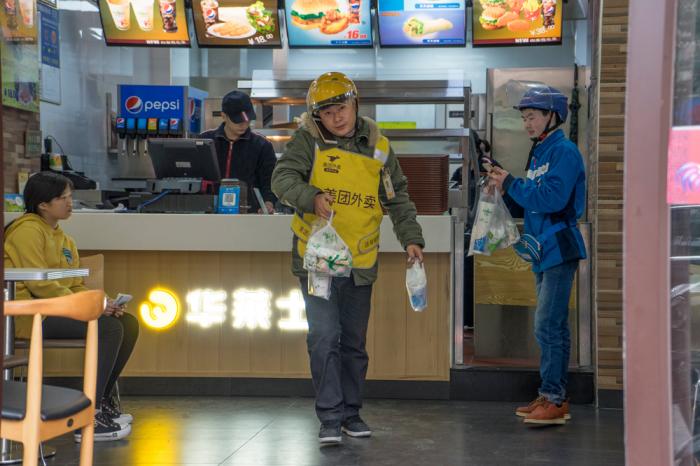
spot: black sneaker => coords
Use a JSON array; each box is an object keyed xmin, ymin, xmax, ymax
[
  {"xmin": 74, "ymin": 411, "xmax": 131, "ymax": 443},
  {"xmin": 341, "ymin": 416, "xmax": 372, "ymax": 438},
  {"xmin": 318, "ymin": 422, "xmax": 342, "ymax": 444},
  {"xmin": 101, "ymin": 397, "xmax": 133, "ymax": 427}
]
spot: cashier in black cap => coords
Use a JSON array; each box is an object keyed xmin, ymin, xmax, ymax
[{"xmin": 199, "ymin": 90, "xmax": 277, "ymax": 214}]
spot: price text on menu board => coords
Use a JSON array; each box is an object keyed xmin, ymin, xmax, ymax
[
  {"xmin": 472, "ymin": 0, "xmax": 562, "ymax": 46},
  {"xmin": 193, "ymin": 0, "xmax": 281, "ymax": 47},
  {"xmin": 98, "ymin": 0, "xmax": 190, "ymax": 46},
  {"xmin": 377, "ymin": 0, "xmax": 466, "ymax": 46},
  {"xmin": 285, "ymin": 0, "xmax": 372, "ymax": 47}
]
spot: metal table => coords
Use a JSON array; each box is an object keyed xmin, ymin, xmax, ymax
[{"xmin": 3, "ymin": 268, "xmax": 89, "ymax": 464}]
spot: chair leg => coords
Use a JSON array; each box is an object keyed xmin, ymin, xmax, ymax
[
  {"xmin": 22, "ymin": 437, "xmax": 40, "ymax": 466},
  {"xmin": 79, "ymin": 421, "xmax": 95, "ymax": 466}
]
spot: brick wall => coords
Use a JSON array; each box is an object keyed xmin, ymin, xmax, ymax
[
  {"xmin": 592, "ymin": 0, "xmax": 628, "ymax": 406},
  {"xmin": 3, "ymin": 107, "xmax": 40, "ymax": 193}
]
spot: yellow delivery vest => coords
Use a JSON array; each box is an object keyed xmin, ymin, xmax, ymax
[{"xmin": 291, "ymin": 136, "xmax": 391, "ymax": 269}]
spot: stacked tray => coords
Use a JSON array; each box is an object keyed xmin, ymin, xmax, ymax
[{"xmin": 397, "ymin": 154, "xmax": 449, "ymax": 215}]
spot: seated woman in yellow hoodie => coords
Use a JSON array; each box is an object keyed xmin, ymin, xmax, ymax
[{"xmin": 4, "ymin": 171, "xmax": 138, "ymax": 443}]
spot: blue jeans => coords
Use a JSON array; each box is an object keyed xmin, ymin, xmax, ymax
[{"xmin": 534, "ymin": 260, "xmax": 578, "ymax": 404}]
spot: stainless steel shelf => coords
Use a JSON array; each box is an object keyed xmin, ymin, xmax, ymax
[
  {"xmin": 383, "ymin": 129, "xmax": 471, "ymax": 139},
  {"xmin": 239, "ymin": 79, "xmax": 472, "ymax": 105}
]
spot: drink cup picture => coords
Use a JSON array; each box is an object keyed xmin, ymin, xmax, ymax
[
  {"xmin": 107, "ymin": 0, "xmax": 131, "ymax": 30},
  {"xmin": 133, "ymin": 0, "xmax": 155, "ymax": 31},
  {"xmin": 18, "ymin": 0, "xmax": 33, "ymax": 27},
  {"xmin": 4, "ymin": 0, "xmax": 18, "ymax": 30},
  {"xmin": 348, "ymin": 0, "xmax": 360, "ymax": 24},
  {"xmin": 200, "ymin": 0, "xmax": 218, "ymax": 27},
  {"xmin": 542, "ymin": 0, "xmax": 555, "ymax": 28},
  {"xmin": 159, "ymin": 0, "xmax": 178, "ymax": 32}
]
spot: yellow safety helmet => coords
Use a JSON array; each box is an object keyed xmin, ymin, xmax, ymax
[{"xmin": 306, "ymin": 72, "xmax": 358, "ymax": 115}]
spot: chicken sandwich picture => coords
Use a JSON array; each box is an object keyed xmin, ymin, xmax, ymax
[{"xmin": 290, "ymin": 0, "xmax": 345, "ymax": 32}]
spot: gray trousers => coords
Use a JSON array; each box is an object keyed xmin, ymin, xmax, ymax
[{"xmin": 301, "ymin": 277, "xmax": 373, "ymax": 423}]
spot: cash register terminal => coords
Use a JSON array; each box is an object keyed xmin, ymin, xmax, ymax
[{"xmin": 130, "ymin": 139, "xmax": 221, "ymax": 213}]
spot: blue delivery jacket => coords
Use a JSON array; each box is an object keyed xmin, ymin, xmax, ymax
[{"xmin": 502, "ymin": 129, "xmax": 587, "ymax": 273}]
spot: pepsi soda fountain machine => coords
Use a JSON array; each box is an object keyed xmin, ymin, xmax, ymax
[{"xmin": 112, "ymin": 85, "xmax": 208, "ymax": 189}]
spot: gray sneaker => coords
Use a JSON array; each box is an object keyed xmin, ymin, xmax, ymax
[
  {"xmin": 319, "ymin": 422, "xmax": 342, "ymax": 444},
  {"xmin": 341, "ymin": 416, "xmax": 372, "ymax": 438}
]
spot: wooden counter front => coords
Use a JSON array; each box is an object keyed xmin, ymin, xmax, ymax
[
  {"xmin": 474, "ymin": 247, "xmax": 577, "ymax": 308},
  {"xmin": 42, "ymin": 251, "xmax": 451, "ymax": 382}
]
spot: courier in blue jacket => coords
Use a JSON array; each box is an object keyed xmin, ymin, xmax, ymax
[{"xmin": 488, "ymin": 85, "xmax": 587, "ymax": 426}]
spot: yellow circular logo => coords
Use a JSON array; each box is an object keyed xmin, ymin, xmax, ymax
[{"xmin": 139, "ymin": 289, "xmax": 180, "ymax": 330}]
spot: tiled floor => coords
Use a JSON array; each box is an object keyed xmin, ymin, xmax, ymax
[{"xmin": 40, "ymin": 396, "xmax": 624, "ymax": 466}]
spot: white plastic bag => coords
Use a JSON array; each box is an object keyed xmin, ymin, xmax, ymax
[
  {"xmin": 303, "ymin": 211, "xmax": 353, "ymax": 277},
  {"xmin": 468, "ymin": 188, "xmax": 520, "ymax": 256},
  {"xmin": 308, "ymin": 271, "xmax": 332, "ymax": 300},
  {"xmin": 405, "ymin": 261, "xmax": 428, "ymax": 312}
]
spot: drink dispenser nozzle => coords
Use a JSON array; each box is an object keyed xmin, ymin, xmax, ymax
[{"xmin": 126, "ymin": 118, "xmax": 137, "ymax": 156}]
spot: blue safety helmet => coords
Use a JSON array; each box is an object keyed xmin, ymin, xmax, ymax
[{"xmin": 515, "ymin": 86, "xmax": 569, "ymax": 124}]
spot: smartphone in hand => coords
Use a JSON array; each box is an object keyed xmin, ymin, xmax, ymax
[{"xmin": 114, "ymin": 293, "xmax": 133, "ymax": 306}]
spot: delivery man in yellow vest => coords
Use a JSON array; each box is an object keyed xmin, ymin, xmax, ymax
[{"xmin": 272, "ymin": 72, "xmax": 425, "ymax": 445}]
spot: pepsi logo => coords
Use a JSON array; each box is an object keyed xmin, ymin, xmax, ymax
[
  {"xmin": 125, "ymin": 96, "xmax": 143, "ymax": 114},
  {"xmin": 162, "ymin": 3, "xmax": 174, "ymax": 14},
  {"xmin": 204, "ymin": 8, "xmax": 216, "ymax": 19},
  {"xmin": 189, "ymin": 99, "xmax": 196, "ymax": 118},
  {"xmin": 125, "ymin": 96, "xmax": 181, "ymax": 114}
]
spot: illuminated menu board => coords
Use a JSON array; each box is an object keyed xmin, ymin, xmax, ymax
[
  {"xmin": 193, "ymin": 0, "xmax": 281, "ymax": 47},
  {"xmin": 285, "ymin": 0, "xmax": 372, "ymax": 47},
  {"xmin": 98, "ymin": 0, "xmax": 190, "ymax": 46},
  {"xmin": 377, "ymin": 0, "xmax": 466, "ymax": 47},
  {"xmin": 472, "ymin": 0, "xmax": 562, "ymax": 46}
]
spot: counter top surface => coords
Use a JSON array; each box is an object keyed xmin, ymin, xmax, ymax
[{"xmin": 4, "ymin": 212, "xmax": 453, "ymax": 253}]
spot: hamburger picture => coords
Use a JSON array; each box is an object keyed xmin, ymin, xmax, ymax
[
  {"xmin": 289, "ymin": 0, "xmax": 340, "ymax": 30},
  {"xmin": 479, "ymin": 5, "xmax": 506, "ymax": 30}
]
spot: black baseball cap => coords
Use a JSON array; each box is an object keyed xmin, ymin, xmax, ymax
[{"xmin": 222, "ymin": 91, "xmax": 256, "ymax": 124}]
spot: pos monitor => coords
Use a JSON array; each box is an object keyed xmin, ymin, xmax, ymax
[{"xmin": 147, "ymin": 138, "xmax": 221, "ymax": 181}]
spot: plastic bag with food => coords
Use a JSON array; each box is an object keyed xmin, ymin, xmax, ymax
[
  {"xmin": 468, "ymin": 188, "xmax": 520, "ymax": 256},
  {"xmin": 307, "ymin": 271, "xmax": 332, "ymax": 300},
  {"xmin": 303, "ymin": 212, "xmax": 353, "ymax": 277},
  {"xmin": 405, "ymin": 261, "xmax": 428, "ymax": 312}
]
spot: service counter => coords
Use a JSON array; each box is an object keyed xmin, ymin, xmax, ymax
[{"xmin": 5, "ymin": 212, "xmax": 453, "ymax": 383}]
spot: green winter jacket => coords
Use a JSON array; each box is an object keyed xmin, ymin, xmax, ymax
[{"xmin": 271, "ymin": 113, "xmax": 425, "ymax": 285}]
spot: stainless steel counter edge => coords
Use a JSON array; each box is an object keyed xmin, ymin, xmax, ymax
[{"xmin": 3, "ymin": 213, "xmax": 453, "ymax": 253}]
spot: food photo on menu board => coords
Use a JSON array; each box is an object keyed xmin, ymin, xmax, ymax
[
  {"xmin": 98, "ymin": 0, "xmax": 190, "ymax": 45},
  {"xmin": 472, "ymin": 0, "xmax": 562, "ymax": 46},
  {"xmin": 285, "ymin": 0, "xmax": 372, "ymax": 47},
  {"xmin": 193, "ymin": 0, "xmax": 281, "ymax": 47},
  {"xmin": 377, "ymin": 0, "xmax": 466, "ymax": 46},
  {"xmin": 1, "ymin": 0, "xmax": 37, "ymax": 43}
]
